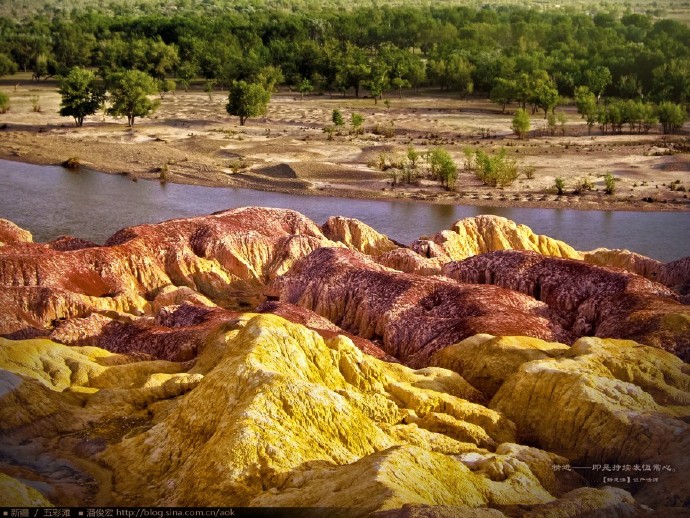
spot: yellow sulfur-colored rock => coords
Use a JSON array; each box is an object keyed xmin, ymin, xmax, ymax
[
  {"xmin": 431, "ymin": 334, "xmax": 570, "ymax": 399},
  {"xmin": 98, "ymin": 315, "xmax": 573, "ymax": 511},
  {"xmin": 321, "ymin": 216, "xmax": 399, "ymax": 257},
  {"xmin": 0, "ymin": 473, "xmax": 52, "ymax": 506},
  {"xmin": 410, "ymin": 215, "xmax": 582, "ymax": 263},
  {"xmin": 488, "ymin": 336, "xmax": 690, "ymax": 509}
]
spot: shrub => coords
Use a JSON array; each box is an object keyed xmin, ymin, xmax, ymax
[
  {"xmin": 30, "ymin": 95, "xmax": 41, "ymax": 112},
  {"xmin": 511, "ymin": 109, "xmax": 530, "ymax": 139},
  {"xmin": 427, "ymin": 147, "xmax": 457, "ymax": 189},
  {"xmin": 0, "ymin": 91, "xmax": 9, "ymax": 113},
  {"xmin": 470, "ymin": 148, "xmax": 520, "ymax": 187},
  {"xmin": 604, "ymin": 172, "xmax": 616, "ymax": 194},
  {"xmin": 555, "ymin": 177, "xmax": 565, "ymax": 195}
]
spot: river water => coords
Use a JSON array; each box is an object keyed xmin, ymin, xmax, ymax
[{"xmin": 0, "ymin": 159, "xmax": 688, "ymax": 262}]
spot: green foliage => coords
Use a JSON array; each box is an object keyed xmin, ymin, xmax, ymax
[
  {"xmin": 298, "ymin": 78, "xmax": 313, "ymax": 99},
  {"xmin": 490, "ymin": 78, "xmax": 517, "ymax": 113},
  {"xmin": 555, "ymin": 177, "xmax": 565, "ymax": 195},
  {"xmin": 604, "ymin": 172, "xmax": 616, "ymax": 194},
  {"xmin": 332, "ymin": 109, "xmax": 345, "ymax": 130},
  {"xmin": 511, "ymin": 109, "xmax": 530, "ymax": 139},
  {"xmin": 584, "ymin": 66, "xmax": 612, "ymax": 103},
  {"xmin": 0, "ymin": 53, "xmax": 17, "ymax": 78},
  {"xmin": 657, "ymin": 102, "xmax": 687, "ymax": 134},
  {"xmin": 469, "ymin": 148, "xmax": 520, "ymax": 188},
  {"xmin": 427, "ymin": 148, "xmax": 457, "ymax": 189},
  {"xmin": 58, "ymin": 67, "xmax": 105, "ymax": 127},
  {"xmin": 350, "ymin": 112, "xmax": 364, "ymax": 134},
  {"xmin": 106, "ymin": 69, "xmax": 160, "ymax": 127},
  {"xmin": 226, "ymin": 80, "xmax": 271, "ymax": 126},
  {"xmin": 573, "ymin": 177, "xmax": 593, "ymax": 194},
  {"xmin": 0, "ymin": 92, "xmax": 9, "ymax": 114},
  {"xmin": 158, "ymin": 79, "xmax": 177, "ymax": 98},
  {"xmin": 1, "ymin": 2, "xmax": 689, "ymax": 108}
]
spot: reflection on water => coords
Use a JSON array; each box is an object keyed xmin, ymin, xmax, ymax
[{"xmin": 0, "ymin": 160, "xmax": 688, "ymax": 262}]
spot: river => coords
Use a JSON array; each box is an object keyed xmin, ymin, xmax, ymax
[{"xmin": 0, "ymin": 159, "xmax": 688, "ymax": 262}]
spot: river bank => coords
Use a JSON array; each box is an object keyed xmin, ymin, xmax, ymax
[{"xmin": 0, "ymin": 84, "xmax": 689, "ymax": 212}]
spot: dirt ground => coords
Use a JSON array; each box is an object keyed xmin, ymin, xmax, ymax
[{"xmin": 1, "ymin": 78, "xmax": 689, "ymax": 212}]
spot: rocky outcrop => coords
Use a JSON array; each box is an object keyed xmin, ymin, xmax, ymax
[
  {"xmin": 487, "ymin": 337, "xmax": 690, "ymax": 508},
  {"xmin": 256, "ymin": 300, "xmax": 396, "ymax": 361},
  {"xmin": 0, "ymin": 207, "xmax": 340, "ymax": 337},
  {"xmin": 98, "ymin": 314, "xmax": 547, "ymax": 510},
  {"xmin": 267, "ymin": 247, "xmax": 569, "ymax": 367},
  {"xmin": 378, "ymin": 248, "xmax": 444, "ymax": 275},
  {"xmin": 0, "ymin": 473, "xmax": 53, "ymax": 506},
  {"xmin": 0, "ymin": 219, "xmax": 32, "ymax": 246},
  {"xmin": 431, "ymin": 335, "xmax": 569, "ymax": 399},
  {"xmin": 443, "ymin": 250, "xmax": 690, "ymax": 360},
  {"xmin": 584, "ymin": 249, "xmax": 690, "ymax": 292},
  {"xmin": 409, "ymin": 215, "xmax": 582, "ymax": 265},
  {"xmin": 321, "ymin": 216, "xmax": 400, "ymax": 257},
  {"xmin": 1, "ymin": 318, "xmax": 686, "ymax": 513}
]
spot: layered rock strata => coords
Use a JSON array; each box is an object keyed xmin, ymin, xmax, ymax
[
  {"xmin": 443, "ymin": 250, "xmax": 690, "ymax": 359},
  {"xmin": 0, "ymin": 207, "xmax": 340, "ymax": 338},
  {"xmin": 267, "ymin": 247, "xmax": 570, "ymax": 367}
]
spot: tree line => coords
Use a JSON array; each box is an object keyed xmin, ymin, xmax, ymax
[{"xmin": 0, "ymin": 3, "xmax": 689, "ymax": 106}]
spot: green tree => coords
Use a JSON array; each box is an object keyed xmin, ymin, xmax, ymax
[
  {"xmin": 298, "ymin": 78, "xmax": 313, "ymax": 99},
  {"xmin": 533, "ymin": 78, "xmax": 559, "ymax": 118},
  {"xmin": 657, "ymin": 102, "xmax": 687, "ymax": 134},
  {"xmin": 158, "ymin": 79, "xmax": 176, "ymax": 98},
  {"xmin": 584, "ymin": 66, "xmax": 612, "ymax": 104},
  {"xmin": 58, "ymin": 67, "xmax": 105, "ymax": 127},
  {"xmin": 490, "ymin": 78, "xmax": 517, "ymax": 113},
  {"xmin": 226, "ymin": 80, "xmax": 271, "ymax": 126},
  {"xmin": 512, "ymin": 109, "xmax": 530, "ymax": 139},
  {"xmin": 107, "ymin": 70, "xmax": 160, "ymax": 127},
  {"xmin": 0, "ymin": 54, "xmax": 18, "ymax": 78}
]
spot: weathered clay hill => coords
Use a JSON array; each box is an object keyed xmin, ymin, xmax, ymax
[{"xmin": 0, "ymin": 209, "xmax": 689, "ymax": 515}]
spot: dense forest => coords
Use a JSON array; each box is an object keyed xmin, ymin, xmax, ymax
[{"xmin": 1, "ymin": 1, "xmax": 689, "ymax": 107}]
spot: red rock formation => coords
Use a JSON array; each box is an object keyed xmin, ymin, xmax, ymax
[
  {"xmin": 443, "ymin": 250, "xmax": 690, "ymax": 360},
  {"xmin": 0, "ymin": 207, "xmax": 338, "ymax": 337},
  {"xmin": 267, "ymin": 247, "xmax": 569, "ymax": 367},
  {"xmin": 50, "ymin": 303, "xmax": 241, "ymax": 361}
]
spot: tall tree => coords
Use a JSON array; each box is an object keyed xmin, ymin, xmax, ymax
[
  {"xmin": 107, "ymin": 70, "xmax": 160, "ymax": 127},
  {"xmin": 58, "ymin": 67, "xmax": 105, "ymax": 127},
  {"xmin": 226, "ymin": 80, "xmax": 270, "ymax": 126}
]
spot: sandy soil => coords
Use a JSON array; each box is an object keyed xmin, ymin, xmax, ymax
[{"xmin": 1, "ymin": 80, "xmax": 689, "ymax": 212}]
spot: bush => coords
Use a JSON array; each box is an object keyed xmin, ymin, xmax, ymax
[
  {"xmin": 604, "ymin": 172, "xmax": 616, "ymax": 194},
  {"xmin": 469, "ymin": 148, "xmax": 520, "ymax": 187},
  {"xmin": 555, "ymin": 177, "xmax": 565, "ymax": 195},
  {"xmin": 657, "ymin": 102, "xmax": 686, "ymax": 134},
  {"xmin": 573, "ymin": 177, "xmax": 594, "ymax": 194},
  {"xmin": 512, "ymin": 109, "xmax": 530, "ymax": 139},
  {"xmin": 0, "ymin": 91, "xmax": 9, "ymax": 113},
  {"xmin": 427, "ymin": 148, "xmax": 457, "ymax": 189},
  {"xmin": 30, "ymin": 95, "xmax": 40, "ymax": 112}
]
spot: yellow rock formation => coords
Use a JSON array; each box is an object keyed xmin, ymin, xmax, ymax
[
  {"xmin": 415, "ymin": 215, "xmax": 582, "ymax": 263},
  {"xmin": 322, "ymin": 216, "xmax": 399, "ymax": 257},
  {"xmin": 0, "ymin": 473, "xmax": 52, "ymax": 506}
]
